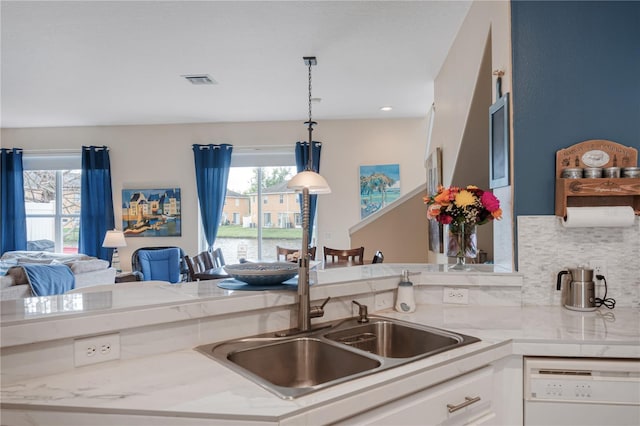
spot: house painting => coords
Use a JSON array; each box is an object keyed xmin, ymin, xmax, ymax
[{"xmin": 122, "ymin": 188, "xmax": 182, "ymax": 237}]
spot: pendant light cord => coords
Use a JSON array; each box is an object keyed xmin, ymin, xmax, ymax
[
  {"xmin": 308, "ymin": 61, "xmax": 313, "ymax": 125},
  {"xmin": 305, "ymin": 58, "xmax": 315, "ymax": 171}
]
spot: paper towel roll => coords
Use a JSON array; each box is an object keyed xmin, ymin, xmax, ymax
[{"xmin": 563, "ymin": 206, "xmax": 636, "ymax": 228}]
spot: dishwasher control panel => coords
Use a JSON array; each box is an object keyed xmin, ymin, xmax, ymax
[{"xmin": 525, "ymin": 357, "xmax": 640, "ymax": 404}]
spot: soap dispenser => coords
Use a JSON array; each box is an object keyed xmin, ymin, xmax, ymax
[{"xmin": 395, "ymin": 270, "xmax": 416, "ymax": 313}]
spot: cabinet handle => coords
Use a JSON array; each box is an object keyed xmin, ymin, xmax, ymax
[{"xmin": 446, "ymin": 396, "xmax": 481, "ymax": 413}]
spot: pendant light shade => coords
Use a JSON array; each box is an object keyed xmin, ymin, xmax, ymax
[{"xmin": 287, "ymin": 170, "xmax": 331, "ymax": 194}]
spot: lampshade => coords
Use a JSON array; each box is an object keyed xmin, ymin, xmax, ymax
[
  {"xmin": 102, "ymin": 230, "xmax": 126, "ymax": 248},
  {"xmin": 287, "ymin": 170, "xmax": 332, "ymax": 194}
]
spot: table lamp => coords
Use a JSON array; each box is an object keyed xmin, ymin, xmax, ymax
[{"xmin": 102, "ymin": 229, "xmax": 126, "ymax": 272}]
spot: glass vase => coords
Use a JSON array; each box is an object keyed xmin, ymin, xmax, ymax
[{"xmin": 447, "ymin": 222, "xmax": 477, "ymax": 270}]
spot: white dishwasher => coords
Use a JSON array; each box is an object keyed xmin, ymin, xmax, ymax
[{"xmin": 524, "ymin": 357, "xmax": 640, "ymax": 426}]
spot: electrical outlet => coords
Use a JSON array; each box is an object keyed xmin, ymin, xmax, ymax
[
  {"xmin": 74, "ymin": 333, "xmax": 120, "ymax": 367},
  {"xmin": 443, "ymin": 287, "xmax": 469, "ymax": 305},
  {"xmin": 589, "ymin": 259, "xmax": 607, "ymax": 279}
]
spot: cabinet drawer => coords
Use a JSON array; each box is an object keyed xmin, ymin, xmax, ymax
[{"xmin": 339, "ymin": 366, "xmax": 494, "ymax": 425}]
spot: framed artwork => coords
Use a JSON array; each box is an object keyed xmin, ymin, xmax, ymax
[
  {"xmin": 121, "ymin": 188, "xmax": 182, "ymax": 237},
  {"xmin": 423, "ymin": 103, "xmax": 436, "ymax": 166},
  {"xmin": 359, "ymin": 164, "xmax": 400, "ymax": 219},
  {"xmin": 425, "ymin": 147, "xmax": 444, "ymax": 253},
  {"xmin": 489, "ymin": 93, "xmax": 510, "ymax": 189},
  {"xmin": 426, "ymin": 147, "xmax": 442, "ymax": 196}
]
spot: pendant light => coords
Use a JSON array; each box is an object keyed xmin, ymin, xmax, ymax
[{"xmin": 287, "ymin": 56, "xmax": 331, "ymax": 333}]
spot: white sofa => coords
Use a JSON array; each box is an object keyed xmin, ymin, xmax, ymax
[{"xmin": 0, "ymin": 251, "xmax": 116, "ymax": 300}]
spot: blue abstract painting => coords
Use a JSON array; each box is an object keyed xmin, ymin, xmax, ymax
[{"xmin": 359, "ymin": 164, "xmax": 400, "ymax": 219}]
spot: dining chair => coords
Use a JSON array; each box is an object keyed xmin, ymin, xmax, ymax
[
  {"xmin": 186, "ymin": 252, "xmax": 228, "ymax": 281},
  {"xmin": 323, "ymin": 246, "xmax": 365, "ymax": 265},
  {"xmin": 276, "ymin": 246, "xmax": 298, "ymax": 262},
  {"xmin": 193, "ymin": 248, "xmax": 225, "ymax": 272},
  {"xmin": 211, "ymin": 248, "xmax": 225, "ymax": 268},
  {"xmin": 196, "ymin": 252, "xmax": 214, "ymax": 270},
  {"xmin": 277, "ymin": 246, "xmax": 317, "ymax": 262},
  {"xmin": 184, "ymin": 255, "xmax": 201, "ymax": 282}
]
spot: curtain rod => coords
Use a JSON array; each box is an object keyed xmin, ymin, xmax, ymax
[
  {"xmin": 233, "ymin": 144, "xmax": 295, "ymax": 152},
  {"xmin": 21, "ymin": 149, "xmax": 81, "ymax": 155},
  {"xmin": 23, "ymin": 145, "xmax": 296, "ymax": 154}
]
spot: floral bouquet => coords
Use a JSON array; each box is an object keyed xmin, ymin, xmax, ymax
[
  {"xmin": 423, "ymin": 184, "xmax": 502, "ymax": 226},
  {"xmin": 424, "ymin": 185, "xmax": 502, "ymax": 265}
]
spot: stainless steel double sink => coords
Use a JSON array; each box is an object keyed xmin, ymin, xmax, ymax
[{"xmin": 195, "ymin": 316, "xmax": 480, "ymax": 399}]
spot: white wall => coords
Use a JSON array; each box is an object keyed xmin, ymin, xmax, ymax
[{"xmin": 1, "ymin": 117, "xmax": 428, "ymax": 269}]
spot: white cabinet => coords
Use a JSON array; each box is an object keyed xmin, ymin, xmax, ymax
[{"xmin": 336, "ymin": 366, "xmax": 496, "ymax": 425}]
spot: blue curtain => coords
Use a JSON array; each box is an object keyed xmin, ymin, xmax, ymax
[
  {"xmin": 1, "ymin": 148, "xmax": 27, "ymax": 253},
  {"xmin": 193, "ymin": 144, "xmax": 233, "ymax": 251},
  {"xmin": 295, "ymin": 141, "xmax": 322, "ymax": 241},
  {"xmin": 79, "ymin": 146, "xmax": 115, "ymax": 260}
]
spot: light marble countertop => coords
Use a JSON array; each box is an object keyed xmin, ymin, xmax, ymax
[
  {"xmin": 2, "ymin": 304, "xmax": 638, "ymax": 424},
  {"xmin": 0, "ymin": 263, "xmax": 515, "ymax": 323},
  {"xmin": 0, "ymin": 263, "xmax": 522, "ymax": 348},
  {"xmin": 1, "ymin": 264, "xmax": 635, "ymax": 424}
]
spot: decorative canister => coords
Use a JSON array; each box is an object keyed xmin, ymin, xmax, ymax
[
  {"xmin": 603, "ymin": 167, "xmax": 621, "ymax": 178},
  {"xmin": 561, "ymin": 168, "xmax": 583, "ymax": 179},
  {"xmin": 583, "ymin": 167, "xmax": 602, "ymax": 178},
  {"xmin": 622, "ymin": 167, "xmax": 640, "ymax": 178}
]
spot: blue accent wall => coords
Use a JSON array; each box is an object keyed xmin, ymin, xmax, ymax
[{"xmin": 511, "ymin": 1, "xmax": 640, "ymax": 216}]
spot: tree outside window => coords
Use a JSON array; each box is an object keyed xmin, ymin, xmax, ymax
[{"xmin": 23, "ymin": 170, "xmax": 81, "ymax": 253}]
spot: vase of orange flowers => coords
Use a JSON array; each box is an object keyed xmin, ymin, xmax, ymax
[
  {"xmin": 447, "ymin": 221, "xmax": 477, "ymax": 267},
  {"xmin": 424, "ymin": 185, "xmax": 502, "ymax": 269}
]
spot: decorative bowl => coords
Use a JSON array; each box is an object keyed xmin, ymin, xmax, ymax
[{"xmin": 223, "ymin": 262, "xmax": 298, "ymax": 286}]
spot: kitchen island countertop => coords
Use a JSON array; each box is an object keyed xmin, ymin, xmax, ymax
[{"xmin": 2, "ymin": 303, "xmax": 638, "ymax": 425}]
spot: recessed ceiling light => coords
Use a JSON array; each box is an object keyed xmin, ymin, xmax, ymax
[
  {"xmin": 380, "ymin": 106, "xmax": 393, "ymax": 111},
  {"xmin": 181, "ymin": 74, "xmax": 217, "ymax": 85}
]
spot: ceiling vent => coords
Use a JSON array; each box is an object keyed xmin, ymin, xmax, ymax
[{"xmin": 182, "ymin": 74, "xmax": 217, "ymax": 85}]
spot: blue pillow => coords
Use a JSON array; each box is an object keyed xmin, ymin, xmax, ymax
[{"xmin": 137, "ymin": 248, "xmax": 181, "ymax": 283}]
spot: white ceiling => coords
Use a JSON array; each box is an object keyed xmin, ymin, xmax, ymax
[{"xmin": 1, "ymin": 1, "xmax": 471, "ymax": 128}]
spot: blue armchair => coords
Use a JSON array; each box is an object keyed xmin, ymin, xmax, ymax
[{"xmin": 131, "ymin": 247, "xmax": 187, "ymax": 283}]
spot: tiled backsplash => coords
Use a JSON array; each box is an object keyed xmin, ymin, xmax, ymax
[{"xmin": 518, "ymin": 215, "xmax": 640, "ymax": 308}]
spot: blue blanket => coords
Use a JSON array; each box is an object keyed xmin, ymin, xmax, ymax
[{"xmin": 21, "ymin": 264, "xmax": 76, "ymax": 296}]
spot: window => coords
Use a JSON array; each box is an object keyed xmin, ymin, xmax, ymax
[
  {"xmin": 22, "ymin": 154, "xmax": 82, "ymax": 253},
  {"xmin": 203, "ymin": 146, "xmax": 304, "ymax": 262}
]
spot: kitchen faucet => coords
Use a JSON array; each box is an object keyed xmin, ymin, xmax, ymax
[{"xmin": 352, "ymin": 300, "xmax": 369, "ymax": 323}]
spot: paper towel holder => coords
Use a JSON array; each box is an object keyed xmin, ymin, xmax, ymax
[{"xmin": 555, "ymin": 140, "xmax": 640, "ymax": 218}]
